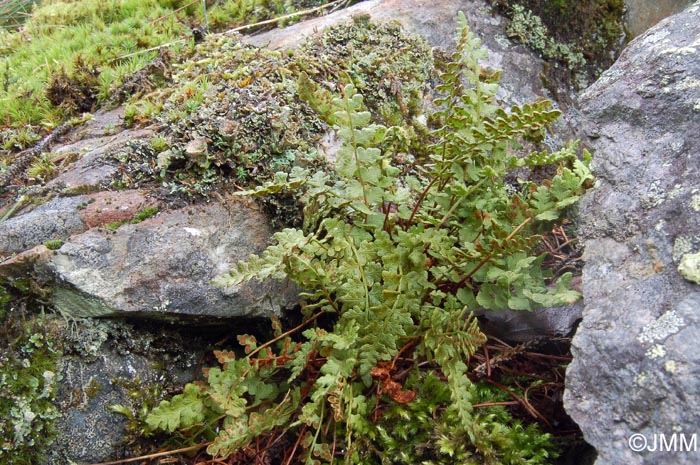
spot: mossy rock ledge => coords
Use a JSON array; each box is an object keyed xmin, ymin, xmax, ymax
[{"xmin": 0, "ymin": 0, "xmax": 564, "ymax": 323}]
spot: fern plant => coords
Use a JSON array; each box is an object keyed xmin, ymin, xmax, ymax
[{"xmin": 146, "ymin": 13, "xmax": 591, "ymax": 464}]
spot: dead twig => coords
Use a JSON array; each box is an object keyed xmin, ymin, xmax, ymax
[
  {"xmin": 111, "ymin": 0, "xmax": 348, "ymax": 64},
  {"xmin": 485, "ymin": 379, "xmax": 551, "ymax": 428},
  {"xmin": 86, "ymin": 442, "xmax": 211, "ymax": 465}
]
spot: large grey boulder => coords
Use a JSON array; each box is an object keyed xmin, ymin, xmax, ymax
[{"xmin": 565, "ymin": 3, "xmax": 700, "ymax": 464}]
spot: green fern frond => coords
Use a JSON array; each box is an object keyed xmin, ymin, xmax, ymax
[
  {"xmin": 213, "ymin": 228, "xmax": 311, "ymax": 287},
  {"xmin": 147, "ymin": 13, "xmax": 587, "ymax": 464}
]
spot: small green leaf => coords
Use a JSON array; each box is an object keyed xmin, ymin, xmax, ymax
[{"xmin": 146, "ymin": 384, "xmax": 206, "ymax": 432}]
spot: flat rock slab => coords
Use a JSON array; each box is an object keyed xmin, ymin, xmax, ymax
[
  {"xmin": 78, "ymin": 189, "xmax": 158, "ymax": 228},
  {"xmin": 564, "ymin": 4, "xmax": 700, "ymax": 464},
  {"xmin": 0, "ymin": 189, "xmax": 157, "ymax": 257},
  {"xmin": 47, "ymin": 196, "xmax": 297, "ymax": 319},
  {"xmin": 47, "ymin": 126, "xmax": 155, "ymax": 191}
]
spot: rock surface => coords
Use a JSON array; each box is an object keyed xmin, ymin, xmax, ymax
[
  {"xmin": 0, "ymin": 196, "xmax": 89, "ymax": 254},
  {"xmin": 44, "ymin": 318, "xmax": 207, "ymax": 465},
  {"xmin": 0, "ymin": 109, "xmax": 298, "ymax": 320},
  {"xmin": 47, "ymin": 195, "xmax": 298, "ymax": 319},
  {"xmin": 625, "ymin": 0, "xmax": 694, "ymax": 37},
  {"xmin": 46, "ymin": 108, "xmax": 152, "ymax": 191},
  {"xmin": 478, "ymin": 301, "xmax": 583, "ymax": 342},
  {"xmin": 564, "ymin": 3, "xmax": 700, "ymax": 464}
]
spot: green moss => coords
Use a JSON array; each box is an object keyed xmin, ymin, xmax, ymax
[
  {"xmin": 105, "ymin": 220, "xmax": 125, "ymax": 231},
  {"xmin": 0, "ymin": 308, "xmax": 61, "ymax": 464},
  {"xmin": 132, "ymin": 206, "xmax": 159, "ymax": 222},
  {"xmin": 0, "ymin": 0, "xmax": 339, "ymax": 150},
  {"xmin": 104, "ymin": 206, "xmax": 159, "ymax": 231},
  {"xmin": 149, "ymin": 135, "xmax": 169, "ymax": 153},
  {"xmin": 44, "ymin": 239, "xmax": 65, "ymax": 251},
  {"xmin": 115, "ymin": 18, "xmax": 434, "ymax": 198},
  {"xmin": 1, "ymin": 125, "xmax": 40, "ymax": 151},
  {"xmin": 366, "ymin": 372, "xmax": 559, "ymax": 464},
  {"xmin": 491, "ymin": 0, "xmax": 626, "ymax": 88},
  {"xmin": 26, "ymin": 153, "xmax": 58, "ymax": 185},
  {"xmin": 0, "ymin": 0, "xmax": 191, "ymax": 136},
  {"xmin": 0, "ymin": 1, "xmax": 38, "ymax": 29},
  {"xmin": 61, "ymin": 185, "xmax": 101, "ymax": 197},
  {"xmin": 506, "ymin": 5, "xmax": 585, "ymax": 69},
  {"xmin": 0, "ymin": 283, "xmax": 9, "ymax": 319},
  {"xmin": 84, "ymin": 378, "xmax": 103, "ymax": 399}
]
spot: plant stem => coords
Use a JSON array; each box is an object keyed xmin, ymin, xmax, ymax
[
  {"xmin": 461, "ymin": 216, "xmax": 533, "ymax": 283},
  {"xmin": 246, "ymin": 310, "xmax": 324, "ymax": 360},
  {"xmin": 341, "ymin": 85, "xmax": 369, "ymax": 208},
  {"xmin": 348, "ymin": 238, "xmax": 370, "ymax": 311}
]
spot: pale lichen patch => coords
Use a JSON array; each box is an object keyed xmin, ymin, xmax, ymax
[
  {"xmin": 645, "ymin": 344, "xmax": 666, "ymax": 359},
  {"xmin": 661, "ymin": 36, "xmax": 700, "ymax": 56},
  {"xmin": 691, "ymin": 192, "xmax": 700, "ymax": 212},
  {"xmin": 636, "ymin": 372, "xmax": 647, "ymax": 386},
  {"xmin": 183, "ymin": 227, "xmax": 202, "ymax": 237},
  {"xmin": 638, "ymin": 310, "xmax": 684, "ymax": 344},
  {"xmin": 664, "ymin": 360, "xmax": 677, "ymax": 374},
  {"xmin": 668, "ymin": 183, "xmax": 683, "ymax": 200},
  {"xmin": 678, "ymin": 252, "xmax": 700, "ymax": 284},
  {"xmin": 675, "ymin": 77, "xmax": 700, "ymax": 91},
  {"xmin": 673, "ymin": 235, "xmax": 694, "ymax": 262},
  {"xmin": 672, "ymin": 46, "xmax": 697, "ymax": 55},
  {"xmin": 641, "ymin": 28, "xmax": 671, "ymax": 47},
  {"xmin": 640, "ymin": 179, "xmax": 683, "ymax": 209}
]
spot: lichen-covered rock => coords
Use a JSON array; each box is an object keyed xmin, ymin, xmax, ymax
[
  {"xmin": 678, "ymin": 252, "xmax": 700, "ymax": 284},
  {"xmin": 43, "ymin": 318, "xmax": 207, "ymax": 465},
  {"xmin": 564, "ymin": 4, "xmax": 700, "ymax": 464},
  {"xmin": 46, "ymin": 109, "xmax": 154, "ymax": 192}
]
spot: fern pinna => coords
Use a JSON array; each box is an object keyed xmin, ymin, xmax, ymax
[{"xmin": 146, "ymin": 13, "xmax": 591, "ymax": 465}]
